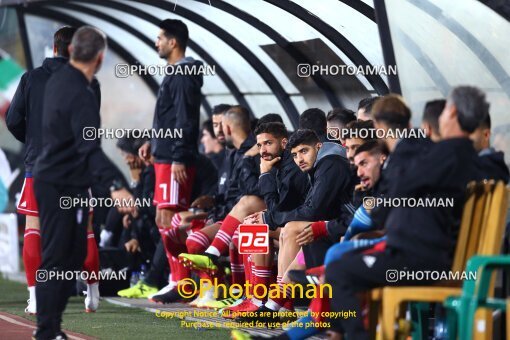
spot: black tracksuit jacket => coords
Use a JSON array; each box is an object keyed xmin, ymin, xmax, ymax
[
  {"xmin": 370, "ymin": 137, "xmax": 434, "ymax": 229},
  {"xmin": 263, "ymin": 142, "xmax": 353, "ymax": 229},
  {"xmin": 258, "ymin": 148, "xmax": 310, "ymax": 229},
  {"xmin": 6, "ymin": 57, "xmax": 100, "ymax": 173},
  {"xmin": 385, "ymin": 138, "xmax": 483, "ymax": 266},
  {"xmin": 151, "ymin": 57, "xmax": 203, "ymax": 165},
  {"xmin": 33, "ymin": 63, "xmax": 122, "ymax": 189},
  {"xmin": 210, "ymin": 135, "xmax": 257, "ymax": 220},
  {"xmin": 191, "ymin": 153, "xmax": 219, "ymax": 199}
]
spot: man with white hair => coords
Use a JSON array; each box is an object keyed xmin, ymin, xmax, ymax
[
  {"xmin": 32, "ymin": 26, "xmax": 133, "ymax": 340},
  {"xmin": 325, "ymin": 86, "xmax": 488, "ymax": 339}
]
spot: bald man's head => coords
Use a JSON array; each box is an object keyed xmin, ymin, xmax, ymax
[
  {"xmin": 223, "ymin": 105, "xmax": 251, "ymax": 148},
  {"xmin": 224, "ymin": 105, "xmax": 251, "ymax": 132}
]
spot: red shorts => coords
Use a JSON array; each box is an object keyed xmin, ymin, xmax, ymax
[
  {"xmin": 153, "ymin": 163, "xmax": 196, "ymax": 210},
  {"xmin": 17, "ymin": 177, "xmax": 39, "ymax": 216},
  {"xmin": 17, "ymin": 177, "xmax": 93, "ymax": 217}
]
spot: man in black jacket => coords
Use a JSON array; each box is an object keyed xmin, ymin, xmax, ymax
[
  {"xmin": 220, "ymin": 122, "xmax": 311, "ymax": 314},
  {"xmin": 299, "ymin": 108, "xmax": 327, "ymax": 142},
  {"xmin": 146, "ymin": 105, "xmax": 230, "ymax": 303},
  {"xmin": 32, "ymin": 27, "xmax": 133, "ymax": 340},
  {"xmin": 260, "ymin": 130, "xmax": 352, "ymax": 227},
  {"xmin": 256, "ymin": 123, "xmax": 310, "ymax": 219},
  {"xmin": 151, "ymin": 106, "xmax": 260, "ymax": 303},
  {"xmin": 293, "ymin": 98, "xmax": 416, "ymax": 270},
  {"xmin": 116, "ymin": 138, "xmax": 219, "ymax": 299},
  {"xmin": 179, "ymin": 107, "xmax": 263, "ymax": 255},
  {"xmin": 6, "ymin": 26, "xmax": 104, "ymax": 315},
  {"xmin": 369, "ymin": 95, "xmax": 434, "ymax": 229},
  {"xmin": 326, "ymin": 86, "xmax": 488, "ymax": 340},
  {"xmin": 244, "ymin": 129, "xmax": 353, "ymax": 313},
  {"xmin": 138, "ymin": 18, "xmax": 202, "ymax": 258},
  {"xmin": 200, "ymin": 119, "xmax": 225, "ymax": 170}
]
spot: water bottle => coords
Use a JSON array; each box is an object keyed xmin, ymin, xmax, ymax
[
  {"xmin": 433, "ymin": 317, "xmax": 448, "ymax": 339},
  {"xmin": 433, "ymin": 305, "xmax": 448, "ymax": 340},
  {"xmin": 140, "ymin": 264, "xmax": 147, "ymax": 283},
  {"xmin": 130, "ymin": 271, "xmax": 140, "ymax": 287}
]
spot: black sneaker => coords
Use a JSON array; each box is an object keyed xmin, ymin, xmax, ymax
[
  {"xmin": 236, "ymin": 305, "xmax": 281, "ymax": 328},
  {"xmin": 287, "ymin": 270, "xmax": 320, "ymax": 286},
  {"xmin": 32, "ymin": 331, "xmax": 68, "ymax": 340},
  {"xmin": 32, "ymin": 330, "xmax": 67, "ymax": 340},
  {"xmin": 53, "ymin": 332, "xmax": 68, "ymax": 340},
  {"xmin": 149, "ymin": 287, "xmax": 193, "ymax": 304}
]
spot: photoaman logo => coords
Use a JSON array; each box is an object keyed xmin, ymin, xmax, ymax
[{"xmin": 238, "ymin": 224, "xmax": 269, "ymax": 254}]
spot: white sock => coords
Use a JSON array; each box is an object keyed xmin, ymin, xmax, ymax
[
  {"xmin": 205, "ymin": 246, "xmax": 220, "ymax": 257},
  {"xmin": 252, "ymin": 298, "xmax": 264, "ymax": 307},
  {"xmin": 28, "ymin": 286, "xmax": 36, "ymax": 301},
  {"xmin": 87, "ymin": 282, "xmax": 99, "ymax": 297},
  {"xmin": 264, "ymin": 299, "xmax": 282, "ymax": 311},
  {"xmin": 204, "ymin": 287, "xmax": 215, "ymax": 299},
  {"xmin": 196, "ymin": 285, "xmax": 215, "ymax": 300},
  {"xmin": 99, "ymin": 230, "xmax": 113, "ymax": 248},
  {"xmin": 205, "ymin": 246, "xmax": 221, "ymax": 257},
  {"xmin": 168, "ymin": 273, "xmax": 178, "ymax": 288}
]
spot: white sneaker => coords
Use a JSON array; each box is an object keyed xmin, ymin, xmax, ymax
[
  {"xmin": 148, "ymin": 282, "xmax": 176, "ymax": 300},
  {"xmin": 192, "ymin": 287, "xmax": 215, "ymax": 308},
  {"xmin": 189, "ymin": 295, "xmax": 202, "ymax": 307},
  {"xmin": 25, "ymin": 286, "xmax": 36, "ymax": 315},
  {"xmin": 190, "ymin": 294, "xmax": 216, "ymax": 308},
  {"xmin": 84, "ymin": 282, "xmax": 100, "ymax": 312},
  {"xmin": 25, "ymin": 299, "xmax": 36, "ymax": 315},
  {"xmin": 196, "ymin": 295, "xmax": 217, "ymax": 308}
]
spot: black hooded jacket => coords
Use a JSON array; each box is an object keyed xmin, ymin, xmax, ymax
[
  {"xmin": 263, "ymin": 142, "xmax": 353, "ymax": 229},
  {"xmin": 6, "ymin": 57, "xmax": 100, "ymax": 173},
  {"xmin": 151, "ymin": 57, "xmax": 203, "ymax": 165}
]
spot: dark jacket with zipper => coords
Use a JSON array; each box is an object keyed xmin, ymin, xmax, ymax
[
  {"xmin": 385, "ymin": 138, "xmax": 482, "ymax": 266},
  {"xmin": 211, "ymin": 135, "xmax": 256, "ymax": 220},
  {"xmin": 370, "ymin": 136, "xmax": 433, "ymax": 229},
  {"xmin": 258, "ymin": 148, "xmax": 310, "ymax": 229},
  {"xmin": 263, "ymin": 142, "xmax": 353, "ymax": 229},
  {"xmin": 33, "ymin": 63, "xmax": 122, "ymax": 189},
  {"xmin": 6, "ymin": 57, "xmax": 100, "ymax": 173},
  {"xmin": 151, "ymin": 57, "xmax": 203, "ymax": 165}
]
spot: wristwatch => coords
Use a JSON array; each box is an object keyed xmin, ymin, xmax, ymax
[{"xmin": 109, "ymin": 179, "xmax": 124, "ymax": 193}]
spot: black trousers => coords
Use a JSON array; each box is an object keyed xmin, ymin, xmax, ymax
[
  {"xmin": 144, "ymin": 240, "xmax": 168, "ymax": 288},
  {"xmin": 325, "ymin": 245, "xmax": 449, "ymax": 340},
  {"xmin": 302, "ymin": 237, "xmax": 334, "ymax": 268},
  {"xmin": 34, "ymin": 180, "xmax": 89, "ymax": 340}
]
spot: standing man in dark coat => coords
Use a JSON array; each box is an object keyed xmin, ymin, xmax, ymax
[{"xmin": 32, "ymin": 26, "xmax": 132, "ymax": 340}]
